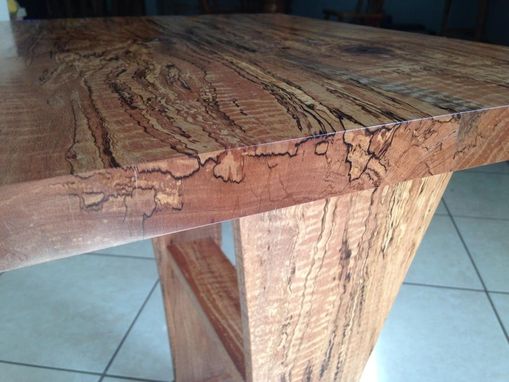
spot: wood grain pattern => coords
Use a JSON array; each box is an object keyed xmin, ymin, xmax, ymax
[
  {"xmin": 234, "ymin": 173, "xmax": 451, "ymax": 382},
  {"xmin": 1, "ymin": 14, "xmax": 508, "ymax": 269},
  {"xmin": 153, "ymin": 233, "xmax": 243, "ymax": 382},
  {"xmin": 169, "ymin": 238, "xmax": 244, "ymax": 376}
]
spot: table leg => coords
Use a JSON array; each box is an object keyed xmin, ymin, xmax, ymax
[
  {"xmin": 154, "ymin": 172, "xmax": 451, "ymax": 382},
  {"xmin": 153, "ymin": 225, "xmax": 244, "ymax": 382}
]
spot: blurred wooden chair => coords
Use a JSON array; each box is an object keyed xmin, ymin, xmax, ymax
[
  {"xmin": 441, "ymin": 0, "xmax": 489, "ymax": 41},
  {"xmin": 23, "ymin": 0, "xmax": 145, "ymax": 18},
  {"xmin": 323, "ymin": 0, "xmax": 385, "ymax": 27},
  {"xmin": 200, "ymin": 0, "xmax": 286, "ymax": 14}
]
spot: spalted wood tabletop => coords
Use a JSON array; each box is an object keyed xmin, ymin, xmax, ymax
[{"xmin": 0, "ymin": 14, "xmax": 508, "ymax": 269}]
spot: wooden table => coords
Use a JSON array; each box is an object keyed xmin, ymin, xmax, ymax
[{"xmin": 0, "ymin": 14, "xmax": 508, "ymax": 382}]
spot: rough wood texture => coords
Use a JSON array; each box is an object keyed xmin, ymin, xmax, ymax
[
  {"xmin": 1, "ymin": 15, "xmax": 508, "ymax": 269},
  {"xmin": 153, "ymin": 233, "xmax": 243, "ymax": 382},
  {"xmin": 234, "ymin": 173, "xmax": 451, "ymax": 382},
  {"xmin": 169, "ymin": 239, "xmax": 244, "ymax": 376}
]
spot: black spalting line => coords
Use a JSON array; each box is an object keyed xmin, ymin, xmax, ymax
[
  {"xmin": 65, "ymin": 95, "xmax": 81, "ymax": 175},
  {"xmin": 341, "ymin": 124, "xmax": 394, "ymax": 183},
  {"xmin": 182, "ymin": 16, "xmax": 448, "ymax": 138},
  {"xmin": 82, "ymin": 77, "xmax": 121, "ymax": 168},
  {"xmin": 110, "ymin": 61, "xmax": 202, "ymax": 156},
  {"xmin": 280, "ymin": 200, "xmax": 338, "ymax": 377},
  {"xmin": 157, "ymin": 46, "xmax": 253, "ymax": 148},
  {"xmin": 242, "ymin": 65, "xmax": 340, "ymax": 134},
  {"xmin": 173, "ymin": 27, "xmax": 342, "ymax": 134},
  {"xmin": 199, "ymin": 68, "xmax": 251, "ymax": 137}
]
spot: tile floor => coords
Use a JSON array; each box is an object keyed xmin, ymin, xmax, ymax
[{"xmin": 0, "ymin": 163, "xmax": 508, "ymax": 382}]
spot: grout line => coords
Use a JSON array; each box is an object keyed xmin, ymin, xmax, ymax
[
  {"xmin": 443, "ymin": 200, "xmax": 509, "ymax": 343},
  {"xmin": 403, "ymin": 281, "xmax": 484, "ymax": 293},
  {"xmin": 489, "ymin": 290, "xmax": 509, "ymax": 295},
  {"xmin": 84, "ymin": 253, "xmax": 155, "ymax": 261},
  {"xmin": 0, "ymin": 359, "xmax": 102, "ymax": 377},
  {"xmin": 466, "ymin": 170, "xmax": 509, "ymax": 176},
  {"xmin": 0, "ymin": 360, "xmax": 169, "ymax": 382},
  {"xmin": 98, "ymin": 279, "xmax": 160, "ymax": 382},
  {"xmin": 403, "ymin": 282, "xmax": 509, "ymax": 295},
  {"xmin": 101, "ymin": 373, "xmax": 168, "ymax": 382},
  {"xmin": 442, "ymin": 214, "xmax": 509, "ymax": 222},
  {"xmin": 0, "ymin": 280, "xmax": 169, "ymax": 382},
  {"xmin": 438, "ymin": 198, "xmax": 509, "ymax": 222}
]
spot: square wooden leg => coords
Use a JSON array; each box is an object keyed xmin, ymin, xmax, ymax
[
  {"xmin": 153, "ymin": 225, "xmax": 244, "ymax": 382},
  {"xmin": 153, "ymin": 173, "xmax": 451, "ymax": 382}
]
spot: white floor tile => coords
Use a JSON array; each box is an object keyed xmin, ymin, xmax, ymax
[
  {"xmin": 108, "ymin": 287, "xmax": 173, "ymax": 382},
  {"xmin": 0, "ymin": 255, "xmax": 158, "ymax": 372},
  {"xmin": 92, "ymin": 240, "xmax": 154, "ymax": 258},
  {"xmin": 468, "ymin": 161, "xmax": 509, "ymax": 174},
  {"xmin": 361, "ymin": 285, "xmax": 509, "ymax": 382},
  {"xmin": 221, "ymin": 221, "xmax": 236, "ymax": 266},
  {"xmin": 406, "ymin": 216, "xmax": 482, "ymax": 289},
  {"xmin": 455, "ymin": 217, "xmax": 509, "ymax": 292},
  {"xmin": 0, "ymin": 363, "xmax": 98, "ymax": 382},
  {"xmin": 443, "ymin": 172, "xmax": 509, "ymax": 219}
]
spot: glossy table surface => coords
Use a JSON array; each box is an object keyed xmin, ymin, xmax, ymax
[{"xmin": 0, "ymin": 14, "xmax": 508, "ymax": 269}]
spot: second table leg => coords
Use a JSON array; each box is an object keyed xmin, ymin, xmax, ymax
[{"xmin": 154, "ymin": 172, "xmax": 451, "ymax": 382}]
